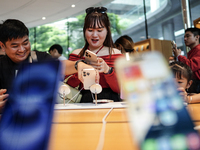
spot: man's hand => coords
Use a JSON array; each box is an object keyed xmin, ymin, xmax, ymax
[
  {"xmin": 177, "ymin": 87, "xmax": 188, "ymax": 102},
  {"xmin": 0, "ymin": 89, "xmax": 9, "ymax": 113},
  {"xmin": 172, "ymin": 44, "xmax": 182, "ymax": 57}
]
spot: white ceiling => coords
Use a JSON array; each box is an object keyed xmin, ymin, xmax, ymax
[{"xmin": 0, "ymin": 0, "xmax": 110, "ymax": 28}]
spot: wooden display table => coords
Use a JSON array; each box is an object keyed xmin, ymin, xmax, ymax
[
  {"xmin": 47, "ymin": 102, "xmax": 200, "ymax": 150},
  {"xmin": 48, "ymin": 103, "xmax": 138, "ymax": 150}
]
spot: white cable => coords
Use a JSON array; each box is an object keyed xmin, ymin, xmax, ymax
[
  {"xmin": 66, "ymin": 87, "xmax": 83, "ymax": 104},
  {"xmin": 91, "ymin": 91, "xmax": 95, "ymax": 101},
  {"xmin": 96, "ymin": 107, "xmax": 114, "ymax": 150}
]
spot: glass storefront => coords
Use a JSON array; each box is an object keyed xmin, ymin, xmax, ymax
[{"xmin": 29, "ymin": 0, "xmax": 200, "ymax": 58}]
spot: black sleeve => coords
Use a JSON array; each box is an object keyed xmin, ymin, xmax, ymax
[{"xmin": 35, "ymin": 51, "xmax": 55, "ymax": 62}]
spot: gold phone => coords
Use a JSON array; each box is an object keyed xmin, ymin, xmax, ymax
[
  {"xmin": 84, "ymin": 50, "xmax": 98, "ymax": 63},
  {"xmin": 82, "ymin": 68, "xmax": 96, "ymax": 90}
]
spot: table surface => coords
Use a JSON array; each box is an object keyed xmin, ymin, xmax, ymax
[{"xmin": 47, "ymin": 102, "xmax": 200, "ymax": 150}]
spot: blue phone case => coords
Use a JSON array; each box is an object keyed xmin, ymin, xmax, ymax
[{"xmin": 0, "ymin": 60, "xmax": 61, "ymax": 150}]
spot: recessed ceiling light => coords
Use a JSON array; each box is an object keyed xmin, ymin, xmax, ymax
[
  {"xmin": 42, "ymin": 17, "xmax": 46, "ymax": 20},
  {"xmin": 71, "ymin": 4, "xmax": 75, "ymax": 8}
]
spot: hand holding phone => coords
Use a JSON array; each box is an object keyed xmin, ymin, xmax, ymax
[
  {"xmin": 171, "ymin": 40, "xmax": 176, "ymax": 49},
  {"xmin": 84, "ymin": 50, "xmax": 98, "ymax": 63}
]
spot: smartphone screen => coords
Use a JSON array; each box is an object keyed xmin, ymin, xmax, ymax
[
  {"xmin": 115, "ymin": 52, "xmax": 200, "ymax": 150},
  {"xmin": 0, "ymin": 60, "xmax": 61, "ymax": 150}
]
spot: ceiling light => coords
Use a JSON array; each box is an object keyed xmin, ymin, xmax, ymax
[
  {"xmin": 71, "ymin": 4, "xmax": 75, "ymax": 8},
  {"xmin": 42, "ymin": 17, "xmax": 46, "ymax": 20}
]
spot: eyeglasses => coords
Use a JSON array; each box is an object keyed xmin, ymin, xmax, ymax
[{"xmin": 85, "ymin": 7, "xmax": 107, "ymax": 14}]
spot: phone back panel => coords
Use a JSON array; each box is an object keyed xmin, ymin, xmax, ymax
[
  {"xmin": 82, "ymin": 68, "xmax": 96, "ymax": 90},
  {"xmin": 0, "ymin": 60, "xmax": 61, "ymax": 150},
  {"xmin": 84, "ymin": 50, "xmax": 98, "ymax": 62}
]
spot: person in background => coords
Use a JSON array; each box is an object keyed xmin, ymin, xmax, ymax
[
  {"xmin": 49, "ymin": 44, "xmax": 67, "ymax": 60},
  {"xmin": 0, "ymin": 19, "xmax": 98, "ymax": 114},
  {"xmin": 66, "ymin": 6, "xmax": 123, "ymax": 103},
  {"xmin": 114, "ymin": 35, "xmax": 135, "ymax": 54},
  {"xmin": 173, "ymin": 27, "xmax": 200, "ymax": 93},
  {"xmin": 169, "ymin": 61, "xmax": 200, "ymax": 104}
]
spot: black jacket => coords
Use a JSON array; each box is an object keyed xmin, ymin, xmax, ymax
[{"xmin": 0, "ymin": 51, "xmax": 53, "ymax": 92}]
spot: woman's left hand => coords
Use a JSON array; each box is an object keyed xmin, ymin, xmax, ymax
[{"xmin": 90, "ymin": 58, "xmax": 110, "ymax": 73}]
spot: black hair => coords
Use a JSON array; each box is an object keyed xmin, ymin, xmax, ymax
[
  {"xmin": 49, "ymin": 44, "xmax": 63, "ymax": 54},
  {"xmin": 169, "ymin": 61, "xmax": 193, "ymax": 83},
  {"xmin": 185, "ymin": 27, "xmax": 200, "ymax": 43},
  {"xmin": 0, "ymin": 19, "xmax": 29, "ymax": 45},
  {"xmin": 79, "ymin": 7, "xmax": 114, "ymax": 57}
]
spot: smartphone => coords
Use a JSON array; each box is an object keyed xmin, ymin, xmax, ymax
[
  {"xmin": 0, "ymin": 60, "xmax": 61, "ymax": 150},
  {"xmin": 115, "ymin": 51, "xmax": 200, "ymax": 150},
  {"xmin": 171, "ymin": 40, "xmax": 176, "ymax": 49},
  {"xmin": 84, "ymin": 50, "xmax": 98, "ymax": 63},
  {"xmin": 82, "ymin": 68, "xmax": 96, "ymax": 90}
]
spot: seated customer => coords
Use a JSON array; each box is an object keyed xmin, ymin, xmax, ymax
[
  {"xmin": 66, "ymin": 7, "xmax": 123, "ymax": 103},
  {"xmin": 170, "ymin": 61, "xmax": 200, "ymax": 104}
]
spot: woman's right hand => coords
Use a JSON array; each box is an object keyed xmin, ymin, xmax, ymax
[{"xmin": 0, "ymin": 89, "xmax": 9, "ymax": 113}]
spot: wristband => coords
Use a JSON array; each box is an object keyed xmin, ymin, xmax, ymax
[
  {"xmin": 104, "ymin": 67, "xmax": 113, "ymax": 74},
  {"xmin": 189, "ymin": 96, "xmax": 192, "ymax": 104},
  {"xmin": 74, "ymin": 60, "xmax": 86, "ymax": 70}
]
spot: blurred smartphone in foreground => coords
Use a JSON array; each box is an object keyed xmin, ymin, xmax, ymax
[
  {"xmin": 82, "ymin": 68, "xmax": 96, "ymax": 90},
  {"xmin": 0, "ymin": 60, "xmax": 61, "ymax": 150},
  {"xmin": 115, "ymin": 51, "xmax": 200, "ymax": 150}
]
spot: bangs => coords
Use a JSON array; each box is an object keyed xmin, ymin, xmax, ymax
[
  {"xmin": 171, "ymin": 66, "xmax": 188, "ymax": 80},
  {"xmin": 85, "ymin": 15, "xmax": 105, "ymax": 29},
  {"xmin": 172, "ymin": 69, "xmax": 183, "ymax": 79}
]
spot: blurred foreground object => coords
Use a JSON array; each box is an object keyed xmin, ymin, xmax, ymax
[
  {"xmin": 115, "ymin": 51, "xmax": 200, "ymax": 150},
  {"xmin": 0, "ymin": 60, "xmax": 61, "ymax": 150}
]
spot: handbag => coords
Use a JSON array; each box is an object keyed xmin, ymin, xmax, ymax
[{"xmin": 58, "ymin": 75, "xmax": 82, "ymax": 103}]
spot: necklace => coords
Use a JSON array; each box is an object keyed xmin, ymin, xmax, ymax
[{"xmin": 88, "ymin": 45, "xmax": 104, "ymax": 55}]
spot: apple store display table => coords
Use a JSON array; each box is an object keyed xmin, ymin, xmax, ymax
[{"xmin": 48, "ymin": 102, "xmax": 200, "ymax": 150}]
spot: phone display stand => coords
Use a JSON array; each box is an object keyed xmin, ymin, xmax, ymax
[
  {"xmin": 58, "ymin": 84, "xmax": 71, "ymax": 105},
  {"xmin": 90, "ymin": 83, "xmax": 102, "ymax": 105}
]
